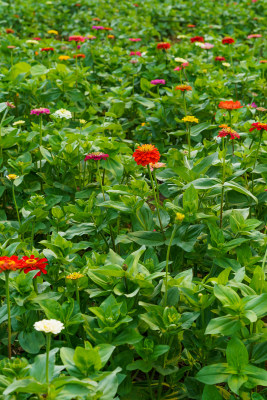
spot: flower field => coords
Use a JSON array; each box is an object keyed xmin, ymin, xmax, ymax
[{"xmin": 0, "ymin": 0, "xmax": 266, "ymax": 398}]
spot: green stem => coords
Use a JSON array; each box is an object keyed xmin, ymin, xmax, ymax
[
  {"xmin": 220, "ymin": 137, "xmax": 226, "ymax": 228},
  {"xmin": 147, "ymin": 166, "xmax": 165, "ymax": 237},
  {"xmin": 153, "ymin": 170, "xmax": 160, "ymax": 203},
  {"xmin": 39, "ymin": 115, "xmax": 43, "ymax": 147},
  {"xmin": 97, "ymin": 161, "xmax": 105, "ymax": 200},
  {"xmin": 5, "ymin": 272, "xmax": 11, "ymax": 359},
  {"xmin": 188, "ymin": 124, "xmax": 191, "ymax": 159},
  {"xmin": 33, "ymin": 278, "xmax": 38, "ymax": 294},
  {"xmin": 251, "ymin": 131, "xmax": 263, "ymax": 194},
  {"xmin": 164, "ymin": 225, "xmax": 178, "ymax": 307},
  {"xmin": 12, "ymin": 184, "xmax": 20, "ymax": 225},
  {"xmin": 146, "ymin": 372, "xmax": 154, "ymax": 400},
  {"xmin": 75, "ymin": 280, "xmax": 80, "ymax": 307},
  {"xmin": 183, "ymin": 91, "xmax": 187, "ymax": 116},
  {"xmin": 46, "ymin": 333, "xmax": 51, "ymax": 383}
]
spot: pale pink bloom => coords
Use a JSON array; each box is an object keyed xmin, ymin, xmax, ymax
[
  {"xmin": 247, "ymin": 34, "xmax": 262, "ymax": 39},
  {"xmin": 199, "ymin": 42, "xmax": 214, "ymax": 49},
  {"xmin": 149, "ymin": 162, "xmax": 166, "ymax": 171}
]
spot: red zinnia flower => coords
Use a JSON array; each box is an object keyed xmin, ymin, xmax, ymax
[
  {"xmin": 222, "ymin": 37, "xmax": 235, "ymax": 44},
  {"xmin": 22, "ymin": 255, "xmax": 48, "ymax": 278},
  {"xmin": 215, "ymin": 56, "xmax": 226, "ymax": 61},
  {"xmin": 190, "ymin": 36, "xmax": 204, "ymax": 43},
  {"xmin": 133, "ymin": 144, "xmax": 160, "ymax": 166},
  {"xmin": 218, "ymin": 127, "xmax": 240, "ymax": 140},
  {"xmin": 187, "ymin": 24, "xmax": 196, "ymax": 28},
  {"xmin": 0, "ymin": 256, "xmax": 24, "ymax": 273},
  {"xmin": 249, "ymin": 122, "xmax": 267, "ymax": 132},
  {"xmin": 6, "ymin": 28, "xmax": 14, "ymax": 34},
  {"xmin": 218, "ymin": 101, "xmax": 243, "ymax": 110},
  {"xmin": 41, "ymin": 47, "xmax": 54, "ymax": 52},
  {"xmin": 157, "ymin": 42, "xmax": 171, "ymax": 50},
  {"xmin": 130, "ymin": 51, "xmax": 141, "ymax": 56},
  {"xmin": 73, "ymin": 53, "xmax": 85, "ymax": 58}
]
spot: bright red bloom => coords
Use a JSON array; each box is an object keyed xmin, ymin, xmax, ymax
[
  {"xmin": 190, "ymin": 36, "xmax": 204, "ymax": 43},
  {"xmin": 218, "ymin": 101, "xmax": 243, "ymax": 110},
  {"xmin": 222, "ymin": 37, "xmax": 235, "ymax": 44},
  {"xmin": 73, "ymin": 53, "xmax": 85, "ymax": 58},
  {"xmin": 218, "ymin": 127, "xmax": 240, "ymax": 140},
  {"xmin": 0, "ymin": 256, "xmax": 24, "ymax": 273},
  {"xmin": 133, "ymin": 144, "xmax": 160, "ymax": 166},
  {"xmin": 41, "ymin": 47, "xmax": 54, "ymax": 52},
  {"xmin": 22, "ymin": 255, "xmax": 48, "ymax": 278},
  {"xmin": 215, "ymin": 56, "xmax": 226, "ymax": 61},
  {"xmin": 249, "ymin": 122, "xmax": 267, "ymax": 132},
  {"xmin": 157, "ymin": 42, "xmax": 171, "ymax": 50},
  {"xmin": 33, "ymin": 37, "xmax": 41, "ymax": 41},
  {"xmin": 187, "ymin": 24, "xmax": 196, "ymax": 28}
]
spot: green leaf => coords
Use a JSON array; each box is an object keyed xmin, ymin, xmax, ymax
[
  {"xmin": 224, "ymin": 181, "xmax": 258, "ymax": 203},
  {"xmin": 205, "ymin": 316, "xmax": 242, "ymax": 335},
  {"xmin": 3, "ymin": 378, "xmax": 47, "ymax": 395},
  {"xmin": 202, "ymin": 384, "xmax": 223, "ymax": 400},
  {"xmin": 18, "ymin": 330, "xmax": 45, "ymax": 354},
  {"xmin": 227, "ymin": 374, "xmax": 248, "ymax": 395},
  {"xmin": 214, "ymin": 284, "xmax": 240, "ymax": 306},
  {"xmin": 127, "ymin": 231, "xmax": 165, "ymax": 246},
  {"xmin": 183, "ymin": 184, "xmax": 198, "ymax": 213},
  {"xmin": 226, "ymin": 337, "xmax": 249, "ymax": 370},
  {"xmin": 73, "ymin": 346, "xmax": 102, "ymax": 375},
  {"xmin": 196, "ymin": 364, "xmax": 229, "ymax": 384}
]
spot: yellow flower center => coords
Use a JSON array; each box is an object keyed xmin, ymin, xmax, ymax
[{"xmin": 25, "ymin": 259, "xmax": 37, "ymax": 265}]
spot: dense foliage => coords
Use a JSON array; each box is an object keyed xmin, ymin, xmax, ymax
[{"xmin": 0, "ymin": 0, "xmax": 266, "ymax": 399}]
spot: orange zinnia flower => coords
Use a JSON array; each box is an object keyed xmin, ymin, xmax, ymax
[
  {"xmin": 6, "ymin": 28, "xmax": 14, "ymax": 34},
  {"xmin": 133, "ymin": 144, "xmax": 160, "ymax": 166},
  {"xmin": 175, "ymin": 84, "xmax": 192, "ymax": 91},
  {"xmin": 218, "ymin": 100, "xmax": 243, "ymax": 110}
]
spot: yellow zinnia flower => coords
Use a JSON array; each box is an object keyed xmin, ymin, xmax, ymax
[
  {"xmin": 48, "ymin": 30, "xmax": 58, "ymax": 35},
  {"xmin": 58, "ymin": 55, "xmax": 70, "ymax": 61},
  {"xmin": 6, "ymin": 174, "xmax": 19, "ymax": 180},
  {"xmin": 182, "ymin": 116, "xmax": 199, "ymax": 124},
  {"xmin": 66, "ymin": 272, "xmax": 84, "ymax": 280},
  {"xmin": 175, "ymin": 212, "xmax": 185, "ymax": 222}
]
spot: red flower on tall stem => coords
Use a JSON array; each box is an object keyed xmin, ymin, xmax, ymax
[
  {"xmin": 0, "ymin": 256, "xmax": 24, "ymax": 273},
  {"xmin": 249, "ymin": 122, "xmax": 267, "ymax": 132},
  {"xmin": 218, "ymin": 101, "xmax": 243, "ymax": 110},
  {"xmin": 222, "ymin": 37, "xmax": 235, "ymax": 44},
  {"xmin": 133, "ymin": 144, "xmax": 160, "ymax": 166},
  {"xmin": 190, "ymin": 36, "xmax": 204, "ymax": 43},
  {"xmin": 157, "ymin": 42, "xmax": 171, "ymax": 50},
  {"xmin": 22, "ymin": 255, "xmax": 48, "ymax": 277}
]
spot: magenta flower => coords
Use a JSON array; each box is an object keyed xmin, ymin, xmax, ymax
[
  {"xmin": 129, "ymin": 38, "xmax": 141, "ymax": 42},
  {"xmin": 84, "ymin": 152, "xmax": 109, "ymax": 161},
  {"xmin": 92, "ymin": 26, "xmax": 105, "ymax": 30},
  {"xmin": 247, "ymin": 102, "xmax": 257, "ymax": 108},
  {"xmin": 151, "ymin": 79, "xmax": 165, "ymax": 85},
  {"xmin": 174, "ymin": 66, "xmax": 182, "ymax": 71},
  {"xmin": 30, "ymin": 108, "xmax": 50, "ymax": 115},
  {"xmin": 130, "ymin": 51, "xmax": 141, "ymax": 56}
]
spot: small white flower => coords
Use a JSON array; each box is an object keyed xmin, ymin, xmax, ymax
[
  {"xmin": 34, "ymin": 319, "xmax": 64, "ymax": 334},
  {"xmin": 26, "ymin": 40, "xmax": 39, "ymax": 45},
  {"xmin": 13, "ymin": 120, "xmax": 25, "ymax": 126},
  {"xmin": 174, "ymin": 57, "xmax": 188, "ymax": 63},
  {"xmin": 222, "ymin": 62, "xmax": 230, "ymax": 67},
  {"xmin": 177, "ymin": 35, "xmax": 187, "ymax": 39},
  {"xmin": 52, "ymin": 108, "xmax": 72, "ymax": 119}
]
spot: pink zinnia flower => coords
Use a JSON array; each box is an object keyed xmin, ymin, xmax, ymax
[
  {"xmin": 33, "ymin": 37, "xmax": 41, "ymax": 41},
  {"xmin": 174, "ymin": 66, "xmax": 182, "ymax": 71},
  {"xmin": 30, "ymin": 108, "xmax": 50, "ymax": 115},
  {"xmin": 84, "ymin": 152, "xmax": 109, "ymax": 161},
  {"xmin": 6, "ymin": 102, "xmax": 15, "ymax": 108},
  {"xmin": 247, "ymin": 34, "xmax": 262, "ymax": 39},
  {"xmin": 151, "ymin": 79, "xmax": 165, "ymax": 85},
  {"xmin": 199, "ymin": 42, "xmax": 214, "ymax": 49},
  {"xmin": 149, "ymin": 162, "xmax": 166, "ymax": 171},
  {"xmin": 69, "ymin": 35, "xmax": 85, "ymax": 42},
  {"xmin": 92, "ymin": 26, "xmax": 105, "ymax": 30},
  {"xmin": 130, "ymin": 51, "xmax": 141, "ymax": 56},
  {"xmin": 129, "ymin": 38, "xmax": 141, "ymax": 42}
]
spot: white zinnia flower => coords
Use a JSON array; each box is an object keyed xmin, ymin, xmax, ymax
[
  {"xmin": 34, "ymin": 319, "xmax": 64, "ymax": 334},
  {"xmin": 26, "ymin": 40, "xmax": 39, "ymax": 45},
  {"xmin": 174, "ymin": 57, "xmax": 188, "ymax": 63},
  {"xmin": 222, "ymin": 62, "xmax": 230, "ymax": 67},
  {"xmin": 52, "ymin": 109, "xmax": 72, "ymax": 119},
  {"xmin": 13, "ymin": 120, "xmax": 25, "ymax": 126}
]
